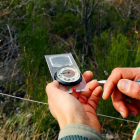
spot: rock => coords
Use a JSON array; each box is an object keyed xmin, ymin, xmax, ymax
[
  {"xmin": 0, "ymin": 76, "xmax": 4, "ymax": 80},
  {"xmin": 106, "ymin": 133, "xmax": 114, "ymax": 140},
  {"xmin": 16, "ymin": 107, "xmax": 20, "ymax": 111},
  {"xmin": 114, "ymin": 133, "xmax": 119, "ymax": 139},
  {"xmin": 26, "ymin": 113, "xmax": 32, "ymax": 118}
]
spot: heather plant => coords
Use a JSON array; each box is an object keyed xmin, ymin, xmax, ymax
[
  {"xmin": 50, "ymin": 13, "xmax": 81, "ymax": 38},
  {"xmin": 128, "ymin": 21, "xmax": 140, "ymax": 66}
]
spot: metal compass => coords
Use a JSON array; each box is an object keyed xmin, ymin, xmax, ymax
[{"xmin": 54, "ymin": 65, "xmax": 82, "ymax": 86}]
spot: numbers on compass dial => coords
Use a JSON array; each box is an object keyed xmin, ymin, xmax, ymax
[{"xmin": 57, "ymin": 66, "xmax": 81, "ymax": 82}]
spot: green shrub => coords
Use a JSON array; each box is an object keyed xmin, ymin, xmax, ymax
[{"xmin": 51, "ymin": 13, "xmax": 80, "ymax": 38}]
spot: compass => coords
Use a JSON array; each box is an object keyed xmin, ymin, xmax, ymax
[{"xmin": 54, "ymin": 65, "xmax": 82, "ymax": 86}]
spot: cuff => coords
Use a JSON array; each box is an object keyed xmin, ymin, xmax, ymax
[{"xmin": 58, "ymin": 124, "xmax": 103, "ymax": 140}]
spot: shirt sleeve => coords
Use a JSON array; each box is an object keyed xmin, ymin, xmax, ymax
[
  {"xmin": 58, "ymin": 124, "xmax": 103, "ymax": 140},
  {"xmin": 133, "ymin": 122, "xmax": 140, "ymax": 140}
]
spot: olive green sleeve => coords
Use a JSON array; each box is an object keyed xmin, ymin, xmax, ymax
[{"xmin": 58, "ymin": 124, "xmax": 103, "ymax": 140}]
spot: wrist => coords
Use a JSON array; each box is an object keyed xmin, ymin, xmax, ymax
[
  {"xmin": 58, "ymin": 117, "xmax": 92, "ymax": 130},
  {"xmin": 57, "ymin": 116, "xmax": 101, "ymax": 133}
]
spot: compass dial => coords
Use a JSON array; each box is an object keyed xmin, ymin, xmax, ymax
[{"xmin": 54, "ymin": 66, "xmax": 82, "ymax": 86}]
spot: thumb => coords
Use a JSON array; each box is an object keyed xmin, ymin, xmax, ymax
[
  {"xmin": 117, "ymin": 79, "xmax": 140, "ymax": 100},
  {"xmin": 46, "ymin": 80, "xmax": 60, "ymax": 96}
]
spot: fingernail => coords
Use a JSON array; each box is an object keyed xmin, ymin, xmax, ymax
[
  {"xmin": 102, "ymin": 92, "xmax": 105, "ymax": 99},
  {"xmin": 118, "ymin": 80, "xmax": 129, "ymax": 91},
  {"xmin": 120, "ymin": 111, "xmax": 125, "ymax": 118},
  {"xmin": 129, "ymin": 111, "xmax": 136, "ymax": 117}
]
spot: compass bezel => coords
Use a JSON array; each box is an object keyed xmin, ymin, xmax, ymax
[{"xmin": 54, "ymin": 65, "xmax": 82, "ymax": 86}]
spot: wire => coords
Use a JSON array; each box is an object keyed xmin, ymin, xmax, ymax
[
  {"xmin": 0, "ymin": 92, "xmax": 48, "ymax": 105},
  {"xmin": 0, "ymin": 92, "xmax": 139, "ymax": 124},
  {"xmin": 97, "ymin": 113, "xmax": 138, "ymax": 124}
]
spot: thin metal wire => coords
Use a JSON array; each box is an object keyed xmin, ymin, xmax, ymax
[
  {"xmin": 0, "ymin": 93, "xmax": 48, "ymax": 105},
  {"xmin": 0, "ymin": 92, "xmax": 139, "ymax": 124},
  {"xmin": 97, "ymin": 113, "xmax": 138, "ymax": 124}
]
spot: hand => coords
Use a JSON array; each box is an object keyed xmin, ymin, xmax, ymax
[
  {"xmin": 46, "ymin": 71, "xmax": 103, "ymax": 133},
  {"xmin": 102, "ymin": 68, "xmax": 140, "ymax": 118}
]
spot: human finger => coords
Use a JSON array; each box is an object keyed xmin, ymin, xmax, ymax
[
  {"xmin": 126, "ymin": 103, "xmax": 138, "ymax": 117},
  {"xmin": 112, "ymin": 88, "xmax": 129, "ymax": 118},
  {"xmin": 46, "ymin": 81, "xmax": 64, "ymax": 118},
  {"xmin": 82, "ymin": 71, "xmax": 93, "ymax": 83},
  {"xmin": 117, "ymin": 79, "xmax": 140, "ymax": 100},
  {"xmin": 80, "ymin": 80, "xmax": 99, "ymax": 98},
  {"xmin": 46, "ymin": 80, "xmax": 59, "ymax": 95},
  {"xmin": 46, "ymin": 80, "xmax": 67, "ymax": 100},
  {"xmin": 71, "ymin": 71, "xmax": 93, "ymax": 98},
  {"xmin": 112, "ymin": 90, "xmax": 138, "ymax": 118},
  {"xmin": 103, "ymin": 68, "xmax": 140, "ymax": 100},
  {"xmin": 88, "ymin": 86, "xmax": 103, "ymax": 110}
]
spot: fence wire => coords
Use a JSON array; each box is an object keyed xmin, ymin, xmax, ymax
[{"xmin": 0, "ymin": 92, "xmax": 138, "ymax": 124}]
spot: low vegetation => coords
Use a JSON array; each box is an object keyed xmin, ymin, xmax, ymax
[{"xmin": 0, "ymin": 0, "xmax": 140, "ymax": 139}]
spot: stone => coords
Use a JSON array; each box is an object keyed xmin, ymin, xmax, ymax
[
  {"xmin": 106, "ymin": 133, "xmax": 114, "ymax": 140},
  {"xmin": 0, "ymin": 76, "xmax": 4, "ymax": 80}
]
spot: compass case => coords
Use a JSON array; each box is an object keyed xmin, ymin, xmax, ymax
[{"xmin": 54, "ymin": 65, "xmax": 82, "ymax": 86}]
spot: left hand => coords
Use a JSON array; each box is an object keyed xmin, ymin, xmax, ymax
[{"xmin": 46, "ymin": 71, "xmax": 103, "ymax": 133}]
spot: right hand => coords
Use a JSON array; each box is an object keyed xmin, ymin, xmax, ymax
[{"xmin": 102, "ymin": 68, "xmax": 140, "ymax": 118}]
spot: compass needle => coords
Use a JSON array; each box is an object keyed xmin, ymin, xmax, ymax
[{"xmin": 61, "ymin": 71, "xmax": 76, "ymax": 75}]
